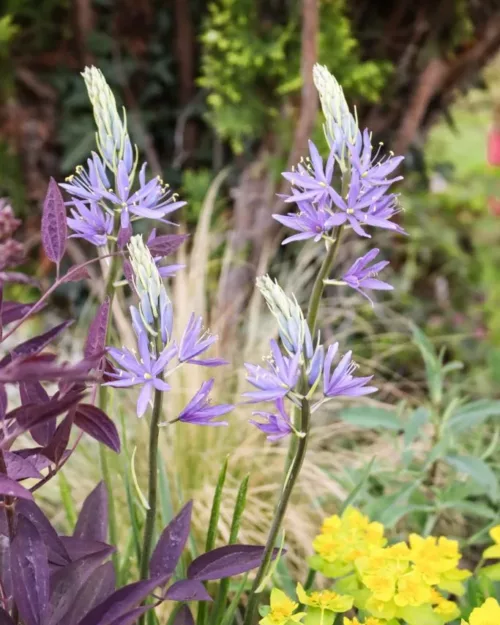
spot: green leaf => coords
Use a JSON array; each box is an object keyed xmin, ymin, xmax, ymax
[
  {"xmin": 58, "ymin": 471, "xmax": 77, "ymax": 528},
  {"xmin": 411, "ymin": 324, "xmax": 443, "ymax": 405},
  {"xmin": 304, "ymin": 608, "xmax": 335, "ymax": 625},
  {"xmin": 340, "ymin": 457, "xmax": 375, "ymax": 513},
  {"xmin": 339, "ymin": 406, "xmax": 401, "ymax": 430},
  {"xmin": 445, "ymin": 400, "xmax": 500, "ymax": 433},
  {"xmin": 404, "ymin": 407, "xmax": 430, "ymax": 446},
  {"xmin": 211, "ymin": 474, "xmax": 249, "ymax": 625},
  {"xmin": 444, "ymin": 455, "xmax": 499, "ymax": 501},
  {"xmin": 219, "ymin": 574, "xmax": 249, "ymax": 625},
  {"xmin": 481, "ymin": 562, "xmax": 500, "ymax": 581},
  {"xmin": 198, "ymin": 456, "xmax": 228, "ymax": 625}
]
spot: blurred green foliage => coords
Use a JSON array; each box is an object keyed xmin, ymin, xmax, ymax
[{"xmin": 199, "ymin": 0, "xmax": 392, "ymax": 152}]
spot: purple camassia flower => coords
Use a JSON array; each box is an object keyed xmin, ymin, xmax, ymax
[
  {"xmin": 323, "ymin": 169, "xmax": 404, "ymax": 238},
  {"xmin": 105, "ymin": 318, "xmax": 176, "ymax": 418},
  {"xmin": 67, "ymin": 199, "xmax": 113, "ymax": 246},
  {"xmin": 249, "ymin": 398, "xmax": 293, "ymax": 441},
  {"xmin": 174, "ymin": 379, "xmax": 232, "ymax": 427},
  {"xmin": 342, "ymin": 248, "xmax": 393, "ymax": 305},
  {"xmin": 323, "ymin": 342, "xmax": 376, "ymax": 398},
  {"xmin": 178, "ymin": 314, "xmax": 227, "ymax": 367},
  {"xmin": 349, "ymin": 128, "xmax": 404, "ymax": 187},
  {"xmin": 243, "ymin": 340, "xmax": 301, "ymax": 402},
  {"xmin": 62, "ymin": 157, "xmax": 186, "ymax": 229},
  {"xmin": 60, "ymin": 152, "xmax": 111, "ymax": 203},
  {"xmin": 282, "ymin": 140, "xmax": 336, "ymax": 211},
  {"xmin": 273, "ymin": 192, "xmax": 339, "ymax": 245}
]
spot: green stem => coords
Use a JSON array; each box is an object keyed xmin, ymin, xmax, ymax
[
  {"xmin": 138, "ymin": 383, "xmax": 163, "ymax": 625},
  {"xmin": 243, "ymin": 398, "xmax": 311, "ymax": 625},
  {"xmin": 306, "ymin": 226, "xmax": 344, "ymax": 336},
  {"xmin": 285, "ymin": 226, "xmax": 344, "ymax": 473},
  {"xmin": 99, "ymin": 247, "xmax": 121, "ymax": 570}
]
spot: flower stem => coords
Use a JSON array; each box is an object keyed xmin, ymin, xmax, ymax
[
  {"xmin": 243, "ymin": 397, "xmax": 311, "ymax": 625},
  {"xmin": 306, "ymin": 226, "xmax": 344, "ymax": 336},
  {"xmin": 98, "ymin": 247, "xmax": 121, "ymax": 571},
  {"xmin": 139, "ymin": 331, "xmax": 165, "ymax": 625}
]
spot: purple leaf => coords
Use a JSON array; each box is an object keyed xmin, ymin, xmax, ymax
[
  {"xmin": 3, "ymin": 451, "xmax": 42, "ymax": 480},
  {"xmin": 62, "ymin": 265, "xmax": 91, "ymax": 282},
  {"xmin": 48, "ymin": 549, "xmax": 114, "ymax": 625},
  {"xmin": 150, "ymin": 501, "xmax": 192, "ymax": 580},
  {"xmin": 1, "ymin": 301, "xmax": 41, "ymax": 326},
  {"xmin": 147, "ymin": 234, "xmax": 189, "ymax": 257},
  {"xmin": 74, "ymin": 404, "xmax": 120, "ymax": 453},
  {"xmin": 74, "ymin": 482, "xmax": 108, "ymax": 543},
  {"xmin": 77, "ymin": 575, "xmax": 170, "ymax": 625},
  {"xmin": 0, "ymin": 608, "xmax": 15, "ymax": 625},
  {"xmin": 172, "ymin": 605, "xmax": 194, "ymax": 625},
  {"xmin": 123, "ymin": 259, "xmax": 133, "ymax": 288},
  {"xmin": 42, "ymin": 177, "xmax": 67, "ymax": 264},
  {"xmin": 117, "ymin": 225, "xmax": 132, "ymax": 250},
  {"xmin": 165, "ymin": 579, "xmax": 212, "ymax": 602},
  {"xmin": 0, "ymin": 356, "xmax": 96, "ymax": 385},
  {"xmin": 0, "ymin": 475, "xmax": 33, "ymax": 500},
  {"xmin": 0, "ymin": 320, "xmax": 73, "ymax": 368},
  {"xmin": 58, "ymin": 562, "xmax": 116, "ymax": 625},
  {"xmin": 7, "ymin": 389, "xmax": 84, "ymax": 436},
  {"xmin": 84, "ymin": 299, "xmax": 110, "ymax": 359},
  {"xmin": 108, "ymin": 607, "xmax": 149, "ymax": 625},
  {"xmin": 0, "ymin": 271, "xmax": 40, "ymax": 287},
  {"xmin": 0, "ymin": 511, "xmax": 12, "ymax": 599},
  {"xmin": 0, "ymin": 384, "xmax": 6, "ymax": 420},
  {"xmin": 187, "ymin": 545, "xmax": 283, "ymax": 581},
  {"xmin": 42, "ymin": 412, "xmax": 74, "ymax": 464},
  {"xmin": 59, "ymin": 537, "xmax": 114, "ymax": 562},
  {"xmin": 11, "ymin": 515, "xmax": 49, "ymax": 625},
  {"xmin": 20, "ymin": 381, "xmax": 54, "ymax": 446},
  {"xmin": 16, "ymin": 500, "xmax": 70, "ymax": 566}
]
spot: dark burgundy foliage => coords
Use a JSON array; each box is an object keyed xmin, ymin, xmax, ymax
[
  {"xmin": 1, "ymin": 301, "xmax": 41, "ymax": 326},
  {"xmin": 58, "ymin": 562, "xmax": 115, "ymax": 625},
  {"xmin": 3, "ymin": 451, "xmax": 42, "ymax": 480},
  {"xmin": 147, "ymin": 234, "xmax": 189, "ymax": 257},
  {"xmin": 0, "ymin": 476, "xmax": 33, "ymax": 500},
  {"xmin": 0, "ymin": 320, "xmax": 73, "ymax": 368},
  {"xmin": 150, "ymin": 500, "xmax": 192, "ymax": 579},
  {"xmin": 11, "ymin": 516, "xmax": 50, "ymax": 625},
  {"xmin": 117, "ymin": 224, "xmax": 132, "ymax": 249},
  {"xmin": 74, "ymin": 404, "xmax": 120, "ymax": 452},
  {"xmin": 73, "ymin": 482, "xmax": 108, "ymax": 543},
  {"xmin": 172, "ymin": 605, "xmax": 195, "ymax": 625},
  {"xmin": 187, "ymin": 545, "xmax": 283, "ymax": 581},
  {"xmin": 41, "ymin": 177, "xmax": 67, "ymax": 265},
  {"xmin": 16, "ymin": 500, "xmax": 70, "ymax": 566},
  {"xmin": 84, "ymin": 298, "xmax": 111, "ymax": 359},
  {"xmin": 0, "ymin": 608, "xmax": 15, "ymax": 625},
  {"xmin": 42, "ymin": 412, "xmax": 74, "ymax": 464},
  {"xmin": 77, "ymin": 574, "xmax": 170, "ymax": 625},
  {"xmin": 62, "ymin": 265, "xmax": 91, "ymax": 282},
  {"xmin": 165, "ymin": 580, "xmax": 212, "ymax": 602}
]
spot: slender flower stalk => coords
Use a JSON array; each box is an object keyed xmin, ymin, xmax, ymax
[
  {"xmin": 140, "ymin": 328, "xmax": 164, "ymax": 581},
  {"xmin": 243, "ymin": 395, "xmax": 311, "ymax": 625}
]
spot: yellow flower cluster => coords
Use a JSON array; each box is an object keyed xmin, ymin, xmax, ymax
[
  {"xmin": 263, "ymin": 512, "xmax": 500, "ymax": 625},
  {"xmin": 461, "ymin": 597, "xmax": 500, "ymax": 625},
  {"xmin": 310, "ymin": 508, "xmax": 386, "ymax": 578},
  {"xmin": 310, "ymin": 508, "xmax": 470, "ymax": 624}
]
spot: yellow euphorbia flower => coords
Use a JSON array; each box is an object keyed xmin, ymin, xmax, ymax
[
  {"xmin": 461, "ymin": 597, "xmax": 500, "ymax": 625},
  {"xmin": 296, "ymin": 583, "xmax": 353, "ymax": 613},
  {"xmin": 260, "ymin": 589, "xmax": 305, "ymax": 625},
  {"xmin": 483, "ymin": 525, "xmax": 500, "ymax": 560},
  {"xmin": 344, "ymin": 618, "xmax": 389, "ymax": 625},
  {"xmin": 433, "ymin": 599, "xmax": 460, "ymax": 620},
  {"xmin": 393, "ymin": 570, "xmax": 432, "ymax": 607}
]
